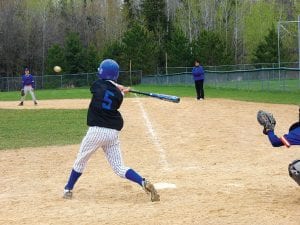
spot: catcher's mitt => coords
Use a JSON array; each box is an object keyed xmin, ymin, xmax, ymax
[
  {"xmin": 257, "ymin": 110, "xmax": 276, "ymax": 134},
  {"xmin": 21, "ymin": 89, "xmax": 25, "ymax": 96}
]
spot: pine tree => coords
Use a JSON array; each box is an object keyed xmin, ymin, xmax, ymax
[
  {"xmin": 120, "ymin": 23, "xmax": 158, "ymax": 74},
  {"xmin": 166, "ymin": 26, "xmax": 191, "ymax": 67},
  {"xmin": 101, "ymin": 23, "xmax": 159, "ymax": 75},
  {"xmin": 46, "ymin": 44, "xmax": 65, "ymax": 74},
  {"xmin": 191, "ymin": 30, "xmax": 234, "ymax": 66},
  {"xmin": 141, "ymin": 0, "xmax": 168, "ymax": 67},
  {"xmin": 85, "ymin": 43, "xmax": 100, "ymax": 73},
  {"xmin": 64, "ymin": 32, "xmax": 85, "ymax": 74},
  {"xmin": 252, "ymin": 26, "xmax": 279, "ymax": 64}
]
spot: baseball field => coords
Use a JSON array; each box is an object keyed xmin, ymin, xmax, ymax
[{"xmin": 0, "ymin": 89, "xmax": 300, "ymax": 224}]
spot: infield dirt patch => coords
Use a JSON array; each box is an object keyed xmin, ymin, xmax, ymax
[{"xmin": 0, "ymin": 98, "xmax": 299, "ymax": 225}]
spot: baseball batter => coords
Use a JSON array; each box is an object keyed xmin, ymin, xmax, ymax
[
  {"xmin": 63, "ymin": 59, "xmax": 160, "ymax": 202},
  {"xmin": 18, "ymin": 67, "xmax": 38, "ymax": 106},
  {"xmin": 257, "ymin": 109, "xmax": 300, "ymax": 186}
]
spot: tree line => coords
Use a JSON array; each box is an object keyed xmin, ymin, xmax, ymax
[{"xmin": 0, "ymin": 0, "xmax": 299, "ymax": 78}]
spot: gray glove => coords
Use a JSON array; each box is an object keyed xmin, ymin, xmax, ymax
[{"xmin": 257, "ymin": 110, "xmax": 276, "ymax": 134}]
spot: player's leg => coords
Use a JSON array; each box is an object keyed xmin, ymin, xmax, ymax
[
  {"xmin": 28, "ymin": 87, "xmax": 37, "ymax": 105},
  {"xmin": 102, "ymin": 130, "xmax": 131, "ymax": 179},
  {"xmin": 199, "ymin": 79, "xmax": 204, "ymax": 99},
  {"xmin": 194, "ymin": 80, "xmax": 201, "ymax": 100},
  {"xmin": 19, "ymin": 86, "xmax": 29, "ymax": 105},
  {"xmin": 103, "ymin": 130, "xmax": 160, "ymax": 201},
  {"xmin": 63, "ymin": 127, "xmax": 102, "ymax": 198}
]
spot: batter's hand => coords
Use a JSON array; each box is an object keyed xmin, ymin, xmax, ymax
[
  {"xmin": 117, "ymin": 84, "xmax": 130, "ymax": 93},
  {"xmin": 21, "ymin": 89, "xmax": 25, "ymax": 96},
  {"xmin": 121, "ymin": 86, "xmax": 131, "ymax": 93}
]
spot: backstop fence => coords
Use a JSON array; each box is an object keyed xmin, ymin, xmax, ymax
[{"xmin": 142, "ymin": 67, "xmax": 300, "ymax": 92}]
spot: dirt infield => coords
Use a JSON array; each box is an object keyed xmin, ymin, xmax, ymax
[{"xmin": 0, "ymin": 98, "xmax": 299, "ymax": 225}]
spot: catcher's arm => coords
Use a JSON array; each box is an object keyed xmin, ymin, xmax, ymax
[
  {"xmin": 267, "ymin": 131, "xmax": 285, "ymax": 147},
  {"xmin": 257, "ymin": 110, "xmax": 285, "ymax": 147}
]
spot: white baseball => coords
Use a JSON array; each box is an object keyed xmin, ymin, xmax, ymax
[{"xmin": 54, "ymin": 66, "xmax": 62, "ymax": 73}]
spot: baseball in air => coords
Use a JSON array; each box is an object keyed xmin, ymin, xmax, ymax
[{"xmin": 53, "ymin": 66, "xmax": 62, "ymax": 73}]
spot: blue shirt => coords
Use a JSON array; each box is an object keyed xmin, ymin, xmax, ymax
[
  {"xmin": 267, "ymin": 127, "xmax": 300, "ymax": 147},
  {"xmin": 192, "ymin": 66, "xmax": 205, "ymax": 81},
  {"xmin": 21, "ymin": 74, "xmax": 35, "ymax": 89}
]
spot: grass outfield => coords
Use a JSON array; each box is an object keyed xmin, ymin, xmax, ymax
[
  {"xmin": 0, "ymin": 88, "xmax": 91, "ymax": 100},
  {"xmin": 0, "ymin": 85, "xmax": 299, "ymax": 105},
  {"xmin": 134, "ymin": 85, "xmax": 300, "ymax": 105},
  {"xmin": 0, "ymin": 85, "xmax": 299, "ymax": 150},
  {"xmin": 0, "ymin": 109, "xmax": 86, "ymax": 150}
]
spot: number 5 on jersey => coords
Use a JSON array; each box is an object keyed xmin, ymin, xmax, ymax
[{"xmin": 102, "ymin": 90, "xmax": 114, "ymax": 110}]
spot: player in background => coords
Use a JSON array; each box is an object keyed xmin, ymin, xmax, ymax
[
  {"xmin": 18, "ymin": 67, "xmax": 38, "ymax": 106},
  {"xmin": 63, "ymin": 59, "xmax": 160, "ymax": 202},
  {"xmin": 257, "ymin": 109, "xmax": 300, "ymax": 186},
  {"xmin": 192, "ymin": 59, "xmax": 205, "ymax": 101}
]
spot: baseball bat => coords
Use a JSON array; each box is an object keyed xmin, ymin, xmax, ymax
[{"xmin": 129, "ymin": 90, "xmax": 180, "ymax": 103}]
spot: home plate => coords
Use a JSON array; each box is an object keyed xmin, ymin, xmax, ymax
[{"xmin": 154, "ymin": 182, "xmax": 177, "ymax": 190}]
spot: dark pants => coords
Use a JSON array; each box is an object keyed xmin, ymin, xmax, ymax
[{"xmin": 195, "ymin": 79, "xmax": 204, "ymax": 99}]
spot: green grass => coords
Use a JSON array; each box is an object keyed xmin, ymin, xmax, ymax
[
  {"xmin": 132, "ymin": 84, "xmax": 300, "ymax": 105},
  {"xmin": 0, "ymin": 88, "xmax": 91, "ymax": 101},
  {"xmin": 1, "ymin": 85, "xmax": 299, "ymax": 105},
  {"xmin": 0, "ymin": 109, "xmax": 87, "ymax": 150},
  {"xmin": 1, "ymin": 85, "xmax": 299, "ymax": 150},
  {"xmin": 215, "ymin": 79, "xmax": 300, "ymax": 92}
]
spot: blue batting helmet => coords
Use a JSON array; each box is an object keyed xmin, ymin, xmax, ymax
[{"xmin": 97, "ymin": 59, "xmax": 119, "ymax": 81}]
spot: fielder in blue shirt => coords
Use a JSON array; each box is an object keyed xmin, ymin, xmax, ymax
[
  {"xmin": 18, "ymin": 67, "xmax": 38, "ymax": 106},
  {"xmin": 257, "ymin": 109, "xmax": 300, "ymax": 186},
  {"xmin": 192, "ymin": 59, "xmax": 205, "ymax": 100}
]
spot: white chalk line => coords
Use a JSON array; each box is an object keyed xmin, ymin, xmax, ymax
[{"xmin": 135, "ymin": 99, "xmax": 171, "ymax": 171}]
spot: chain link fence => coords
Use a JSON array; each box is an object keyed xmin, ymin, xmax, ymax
[
  {"xmin": 2, "ymin": 67, "xmax": 300, "ymax": 92},
  {"xmin": 156, "ymin": 62, "xmax": 299, "ymax": 74},
  {"xmin": 0, "ymin": 70, "xmax": 142, "ymax": 92},
  {"xmin": 142, "ymin": 67, "xmax": 300, "ymax": 92}
]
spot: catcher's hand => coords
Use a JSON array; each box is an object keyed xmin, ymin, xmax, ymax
[
  {"xmin": 21, "ymin": 89, "xmax": 25, "ymax": 96},
  {"xmin": 257, "ymin": 110, "xmax": 276, "ymax": 134}
]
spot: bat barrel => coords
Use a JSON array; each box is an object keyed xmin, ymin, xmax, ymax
[{"xmin": 129, "ymin": 90, "xmax": 180, "ymax": 103}]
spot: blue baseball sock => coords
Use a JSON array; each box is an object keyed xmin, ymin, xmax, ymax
[
  {"xmin": 65, "ymin": 169, "xmax": 82, "ymax": 190},
  {"xmin": 125, "ymin": 169, "xmax": 143, "ymax": 186}
]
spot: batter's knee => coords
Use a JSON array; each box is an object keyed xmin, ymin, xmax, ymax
[
  {"xmin": 288, "ymin": 160, "xmax": 300, "ymax": 186},
  {"xmin": 73, "ymin": 158, "xmax": 90, "ymax": 173}
]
